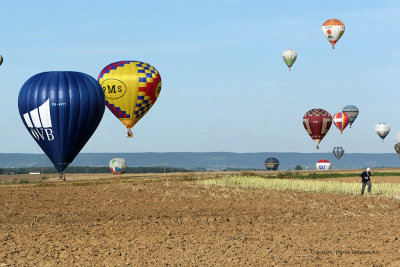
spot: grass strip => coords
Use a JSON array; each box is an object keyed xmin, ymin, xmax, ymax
[
  {"xmin": 199, "ymin": 176, "xmax": 400, "ymax": 199},
  {"xmin": 240, "ymin": 170, "xmax": 400, "ymax": 179}
]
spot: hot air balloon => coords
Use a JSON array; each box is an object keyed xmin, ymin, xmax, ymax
[
  {"xmin": 395, "ymin": 144, "xmax": 400, "ymax": 157},
  {"xmin": 303, "ymin": 109, "xmax": 332, "ymax": 149},
  {"xmin": 282, "ymin": 49, "xmax": 297, "ymax": 71},
  {"xmin": 18, "ymin": 72, "xmax": 105, "ymax": 177},
  {"xmin": 342, "ymin": 105, "xmax": 359, "ymax": 128},
  {"xmin": 265, "ymin": 158, "xmax": 279, "ymax": 170},
  {"xmin": 322, "ymin": 19, "xmax": 345, "ymax": 49},
  {"xmin": 109, "ymin": 158, "xmax": 127, "ymax": 174},
  {"xmin": 316, "ymin": 160, "xmax": 331, "ymax": 171},
  {"xmin": 98, "ymin": 61, "xmax": 162, "ymax": 138},
  {"xmin": 396, "ymin": 132, "xmax": 400, "ymax": 144},
  {"xmin": 333, "ymin": 112, "xmax": 349, "ymax": 134},
  {"xmin": 0, "ymin": 55, "xmax": 3, "ymax": 66},
  {"xmin": 333, "ymin": 147, "xmax": 344, "ymax": 160},
  {"xmin": 375, "ymin": 123, "xmax": 390, "ymax": 141}
]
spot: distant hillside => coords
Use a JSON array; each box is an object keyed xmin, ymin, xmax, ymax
[{"xmin": 0, "ymin": 152, "xmax": 399, "ymax": 170}]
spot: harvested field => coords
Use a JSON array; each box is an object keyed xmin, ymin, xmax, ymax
[{"xmin": 1, "ymin": 172, "xmax": 400, "ymax": 266}]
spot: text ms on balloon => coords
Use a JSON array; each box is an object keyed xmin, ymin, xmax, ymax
[
  {"xmin": 103, "ymin": 85, "xmax": 123, "ymax": 94},
  {"xmin": 100, "ymin": 79, "xmax": 127, "ymax": 99}
]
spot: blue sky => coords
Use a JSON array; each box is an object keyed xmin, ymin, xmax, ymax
[{"xmin": 1, "ymin": 0, "xmax": 399, "ymax": 154}]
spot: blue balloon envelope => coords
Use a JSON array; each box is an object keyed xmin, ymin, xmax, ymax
[
  {"xmin": 333, "ymin": 146, "xmax": 344, "ymax": 160},
  {"xmin": 18, "ymin": 71, "xmax": 105, "ymax": 173}
]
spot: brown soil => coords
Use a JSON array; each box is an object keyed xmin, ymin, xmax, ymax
[{"xmin": 1, "ymin": 174, "xmax": 400, "ymax": 266}]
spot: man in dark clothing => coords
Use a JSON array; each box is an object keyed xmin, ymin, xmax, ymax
[{"xmin": 360, "ymin": 168, "xmax": 371, "ymax": 195}]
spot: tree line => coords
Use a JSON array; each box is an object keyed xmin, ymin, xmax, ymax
[{"xmin": 0, "ymin": 166, "xmax": 198, "ymax": 174}]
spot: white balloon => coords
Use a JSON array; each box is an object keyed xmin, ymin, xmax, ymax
[
  {"xmin": 282, "ymin": 49, "xmax": 297, "ymax": 70},
  {"xmin": 109, "ymin": 158, "xmax": 127, "ymax": 174},
  {"xmin": 316, "ymin": 160, "xmax": 331, "ymax": 171},
  {"xmin": 322, "ymin": 19, "xmax": 345, "ymax": 49},
  {"xmin": 375, "ymin": 123, "xmax": 390, "ymax": 141},
  {"xmin": 282, "ymin": 49, "xmax": 297, "ymax": 60},
  {"xmin": 396, "ymin": 132, "xmax": 400, "ymax": 144}
]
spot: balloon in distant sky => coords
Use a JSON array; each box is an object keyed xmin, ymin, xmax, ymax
[
  {"xmin": 342, "ymin": 105, "xmax": 359, "ymax": 128},
  {"xmin": 333, "ymin": 112, "xmax": 349, "ymax": 134},
  {"xmin": 316, "ymin": 160, "xmax": 331, "ymax": 171},
  {"xmin": 109, "ymin": 158, "xmax": 127, "ymax": 174},
  {"xmin": 18, "ymin": 72, "xmax": 105, "ymax": 174},
  {"xmin": 395, "ymin": 144, "xmax": 400, "ymax": 156},
  {"xmin": 375, "ymin": 123, "xmax": 390, "ymax": 141},
  {"xmin": 282, "ymin": 49, "xmax": 297, "ymax": 71},
  {"xmin": 322, "ymin": 19, "xmax": 345, "ymax": 49},
  {"xmin": 265, "ymin": 158, "xmax": 279, "ymax": 170},
  {"xmin": 333, "ymin": 146, "xmax": 344, "ymax": 160},
  {"xmin": 303, "ymin": 109, "xmax": 332, "ymax": 149},
  {"xmin": 98, "ymin": 61, "xmax": 162, "ymax": 138},
  {"xmin": 396, "ymin": 132, "xmax": 400, "ymax": 144},
  {"xmin": 0, "ymin": 55, "xmax": 3, "ymax": 66}
]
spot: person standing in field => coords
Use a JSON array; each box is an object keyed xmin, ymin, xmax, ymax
[{"xmin": 360, "ymin": 168, "xmax": 372, "ymax": 195}]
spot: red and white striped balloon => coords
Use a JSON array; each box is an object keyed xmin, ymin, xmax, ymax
[{"xmin": 333, "ymin": 112, "xmax": 349, "ymax": 134}]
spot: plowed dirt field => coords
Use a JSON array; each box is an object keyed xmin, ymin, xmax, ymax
[{"xmin": 1, "ymin": 172, "xmax": 400, "ymax": 266}]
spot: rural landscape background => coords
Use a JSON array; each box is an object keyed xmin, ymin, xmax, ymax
[
  {"xmin": 0, "ymin": 152, "xmax": 400, "ymax": 170},
  {"xmin": 2, "ymin": 0, "xmax": 400, "ymax": 266}
]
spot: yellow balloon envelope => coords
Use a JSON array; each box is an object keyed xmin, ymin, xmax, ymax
[{"xmin": 98, "ymin": 61, "xmax": 162, "ymax": 137}]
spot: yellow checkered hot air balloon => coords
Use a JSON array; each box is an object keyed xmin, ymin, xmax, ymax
[{"xmin": 98, "ymin": 61, "xmax": 162, "ymax": 138}]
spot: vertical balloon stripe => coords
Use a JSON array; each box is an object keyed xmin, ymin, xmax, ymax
[
  {"xmin": 321, "ymin": 118, "xmax": 329, "ymax": 134},
  {"xmin": 302, "ymin": 118, "xmax": 312, "ymax": 134},
  {"xmin": 30, "ymin": 108, "xmax": 42, "ymax": 127},
  {"xmin": 23, "ymin": 113, "xmax": 33, "ymax": 127},
  {"xmin": 39, "ymin": 99, "xmax": 52, "ymax": 127}
]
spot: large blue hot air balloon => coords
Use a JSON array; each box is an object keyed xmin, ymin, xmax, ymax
[
  {"xmin": 18, "ymin": 71, "xmax": 105, "ymax": 174},
  {"xmin": 332, "ymin": 146, "xmax": 344, "ymax": 160}
]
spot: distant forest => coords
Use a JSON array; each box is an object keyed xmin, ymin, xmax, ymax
[{"xmin": 0, "ymin": 166, "xmax": 199, "ymax": 174}]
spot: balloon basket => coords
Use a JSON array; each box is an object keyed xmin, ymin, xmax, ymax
[
  {"xmin": 58, "ymin": 173, "xmax": 66, "ymax": 181},
  {"xmin": 126, "ymin": 130, "xmax": 133, "ymax": 138}
]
